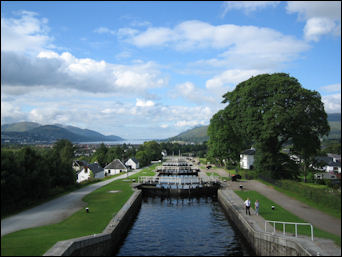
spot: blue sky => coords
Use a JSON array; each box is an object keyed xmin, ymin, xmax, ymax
[{"xmin": 1, "ymin": 1, "xmax": 341, "ymax": 139}]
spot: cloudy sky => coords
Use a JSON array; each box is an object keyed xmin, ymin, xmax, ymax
[{"xmin": 1, "ymin": 1, "xmax": 341, "ymax": 139}]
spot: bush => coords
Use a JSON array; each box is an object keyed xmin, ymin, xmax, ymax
[{"xmin": 280, "ymin": 180, "xmax": 340, "ymax": 211}]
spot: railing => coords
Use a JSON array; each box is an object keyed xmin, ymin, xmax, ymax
[
  {"xmin": 138, "ymin": 175, "xmax": 219, "ymax": 185},
  {"xmin": 265, "ymin": 220, "xmax": 314, "ymax": 241}
]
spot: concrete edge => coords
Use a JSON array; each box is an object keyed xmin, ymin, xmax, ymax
[
  {"xmin": 43, "ymin": 189, "xmax": 142, "ymax": 256},
  {"xmin": 218, "ymin": 189, "xmax": 313, "ymax": 256}
]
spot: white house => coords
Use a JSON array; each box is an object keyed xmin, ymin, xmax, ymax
[
  {"xmin": 104, "ymin": 159, "xmax": 127, "ymax": 175},
  {"xmin": 76, "ymin": 162, "xmax": 104, "ymax": 183},
  {"xmin": 313, "ymin": 156, "xmax": 341, "ymax": 174},
  {"xmin": 240, "ymin": 148, "xmax": 255, "ymax": 170},
  {"xmin": 125, "ymin": 158, "xmax": 139, "ymax": 170},
  {"xmin": 161, "ymin": 150, "xmax": 167, "ymax": 158}
]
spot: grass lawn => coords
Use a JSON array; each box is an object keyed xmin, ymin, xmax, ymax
[
  {"xmin": 257, "ymin": 179, "xmax": 341, "ymax": 219},
  {"xmin": 234, "ymin": 190, "xmax": 341, "ymax": 247},
  {"xmin": 1, "ymin": 166, "xmax": 156, "ymax": 256}
]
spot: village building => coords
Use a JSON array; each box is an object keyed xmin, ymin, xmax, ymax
[
  {"xmin": 240, "ymin": 148, "xmax": 255, "ymax": 170},
  {"xmin": 76, "ymin": 162, "xmax": 104, "ymax": 183},
  {"xmin": 313, "ymin": 156, "xmax": 341, "ymax": 174},
  {"xmin": 104, "ymin": 159, "xmax": 127, "ymax": 175},
  {"xmin": 125, "ymin": 158, "xmax": 140, "ymax": 170}
]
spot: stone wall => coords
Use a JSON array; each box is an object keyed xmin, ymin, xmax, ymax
[
  {"xmin": 44, "ymin": 190, "xmax": 142, "ymax": 256},
  {"xmin": 218, "ymin": 189, "xmax": 312, "ymax": 256}
]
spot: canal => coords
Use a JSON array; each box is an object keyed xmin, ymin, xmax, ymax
[{"xmin": 114, "ymin": 195, "xmax": 255, "ymax": 256}]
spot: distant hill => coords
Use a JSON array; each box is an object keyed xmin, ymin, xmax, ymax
[
  {"xmin": 168, "ymin": 125, "xmax": 209, "ymax": 143},
  {"xmin": 1, "ymin": 122, "xmax": 124, "ymax": 144},
  {"xmin": 327, "ymin": 113, "xmax": 341, "ymax": 122},
  {"xmin": 167, "ymin": 113, "xmax": 341, "ymax": 143},
  {"xmin": 54, "ymin": 124, "xmax": 122, "ymax": 141},
  {"xmin": 327, "ymin": 113, "xmax": 341, "ymax": 140},
  {"xmin": 1, "ymin": 122, "xmax": 41, "ymax": 132}
]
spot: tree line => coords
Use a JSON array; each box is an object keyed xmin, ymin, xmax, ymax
[
  {"xmin": 87, "ymin": 141, "xmax": 208, "ymax": 168},
  {"xmin": 1, "ymin": 139, "xmax": 75, "ymax": 217},
  {"xmin": 207, "ymin": 73, "xmax": 330, "ymax": 180}
]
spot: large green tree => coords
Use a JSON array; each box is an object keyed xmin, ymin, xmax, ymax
[
  {"xmin": 216, "ymin": 73, "xmax": 329, "ymax": 179},
  {"xmin": 207, "ymin": 109, "xmax": 248, "ymax": 166}
]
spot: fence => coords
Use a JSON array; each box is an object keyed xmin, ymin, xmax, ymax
[
  {"xmin": 265, "ymin": 220, "xmax": 314, "ymax": 241},
  {"xmin": 138, "ymin": 175, "xmax": 219, "ymax": 185}
]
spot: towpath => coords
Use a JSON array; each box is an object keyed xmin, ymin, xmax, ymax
[
  {"xmin": 1, "ymin": 169, "xmax": 141, "ymax": 236},
  {"xmin": 200, "ymin": 165, "xmax": 341, "ymax": 237}
]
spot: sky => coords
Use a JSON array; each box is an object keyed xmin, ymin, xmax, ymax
[{"xmin": 1, "ymin": 1, "xmax": 341, "ymax": 139}]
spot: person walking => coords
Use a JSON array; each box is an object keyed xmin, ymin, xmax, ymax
[
  {"xmin": 255, "ymin": 200, "xmax": 259, "ymax": 216},
  {"xmin": 244, "ymin": 198, "xmax": 251, "ymax": 215}
]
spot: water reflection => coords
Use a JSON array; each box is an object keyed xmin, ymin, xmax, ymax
[{"xmin": 114, "ymin": 196, "xmax": 254, "ymax": 256}]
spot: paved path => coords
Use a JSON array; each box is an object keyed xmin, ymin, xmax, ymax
[
  {"xmin": 202, "ymin": 167, "xmax": 341, "ymax": 237},
  {"xmin": 219, "ymin": 187, "xmax": 341, "ymax": 256},
  {"xmin": 226, "ymin": 179, "xmax": 341, "ymax": 237},
  {"xmin": 1, "ymin": 170, "xmax": 141, "ymax": 236}
]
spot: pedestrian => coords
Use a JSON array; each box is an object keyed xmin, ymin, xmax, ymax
[
  {"xmin": 255, "ymin": 200, "xmax": 259, "ymax": 216},
  {"xmin": 244, "ymin": 198, "xmax": 251, "ymax": 215}
]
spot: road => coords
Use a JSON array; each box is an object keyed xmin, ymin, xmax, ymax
[{"xmin": 1, "ymin": 169, "xmax": 141, "ymax": 236}]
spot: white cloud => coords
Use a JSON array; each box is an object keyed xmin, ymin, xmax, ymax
[
  {"xmin": 119, "ymin": 20, "xmax": 309, "ymax": 70},
  {"xmin": 206, "ymin": 69, "xmax": 265, "ymax": 92},
  {"xmin": 1, "ymin": 10, "xmax": 52, "ymax": 54},
  {"xmin": 222, "ymin": 1, "xmax": 280, "ymax": 16},
  {"xmin": 320, "ymin": 83, "xmax": 341, "ymax": 93},
  {"xmin": 286, "ymin": 1, "xmax": 341, "ymax": 41},
  {"xmin": 93, "ymin": 26, "xmax": 115, "ymax": 35},
  {"xmin": 175, "ymin": 120, "xmax": 204, "ymax": 128},
  {"xmin": 136, "ymin": 98, "xmax": 155, "ymax": 107},
  {"xmin": 304, "ymin": 17, "xmax": 338, "ymax": 41},
  {"xmin": 1, "ymin": 50, "xmax": 167, "ymax": 94},
  {"xmin": 174, "ymin": 82, "xmax": 216, "ymax": 105},
  {"xmin": 322, "ymin": 93, "xmax": 341, "ymax": 113}
]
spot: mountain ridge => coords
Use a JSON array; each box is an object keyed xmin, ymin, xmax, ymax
[
  {"xmin": 1, "ymin": 122, "xmax": 124, "ymax": 143},
  {"xmin": 167, "ymin": 113, "xmax": 341, "ymax": 143}
]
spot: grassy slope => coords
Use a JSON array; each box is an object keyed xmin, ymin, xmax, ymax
[
  {"xmin": 1, "ymin": 165, "xmax": 157, "ymax": 256},
  {"xmin": 234, "ymin": 190, "xmax": 341, "ymax": 247},
  {"xmin": 257, "ymin": 179, "xmax": 341, "ymax": 219}
]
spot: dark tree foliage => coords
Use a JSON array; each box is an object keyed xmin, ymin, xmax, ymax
[
  {"xmin": 1, "ymin": 139, "xmax": 77, "ymax": 217},
  {"xmin": 136, "ymin": 141, "xmax": 162, "ymax": 166},
  {"xmin": 207, "ymin": 109, "xmax": 250, "ymax": 166},
  {"xmin": 210, "ymin": 73, "xmax": 329, "ymax": 179}
]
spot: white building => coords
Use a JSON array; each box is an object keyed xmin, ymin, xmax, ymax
[
  {"xmin": 240, "ymin": 148, "xmax": 255, "ymax": 170},
  {"xmin": 76, "ymin": 162, "xmax": 104, "ymax": 183},
  {"xmin": 104, "ymin": 159, "xmax": 127, "ymax": 175},
  {"xmin": 313, "ymin": 156, "xmax": 341, "ymax": 174},
  {"xmin": 125, "ymin": 158, "xmax": 140, "ymax": 170}
]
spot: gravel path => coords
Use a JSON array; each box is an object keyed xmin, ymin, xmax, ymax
[
  {"xmin": 202, "ymin": 167, "xmax": 341, "ymax": 237},
  {"xmin": 1, "ymin": 170, "xmax": 141, "ymax": 236},
  {"xmin": 227, "ymin": 179, "xmax": 341, "ymax": 237}
]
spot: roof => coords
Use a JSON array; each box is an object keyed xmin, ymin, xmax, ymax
[
  {"xmin": 88, "ymin": 163, "xmax": 104, "ymax": 174},
  {"xmin": 126, "ymin": 157, "xmax": 139, "ymax": 164},
  {"xmin": 104, "ymin": 159, "xmax": 127, "ymax": 170},
  {"xmin": 73, "ymin": 160, "xmax": 89, "ymax": 167},
  {"xmin": 241, "ymin": 149, "xmax": 255, "ymax": 155},
  {"xmin": 315, "ymin": 156, "xmax": 341, "ymax": 167}
]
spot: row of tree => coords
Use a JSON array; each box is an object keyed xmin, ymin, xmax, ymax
[
  {"xmin": 207, "ymin": 73, "xmax": 330, "ymax": 180},
  {"xmin": 1, "ymin": 139, "xmax": 76, "ymax": 217}
]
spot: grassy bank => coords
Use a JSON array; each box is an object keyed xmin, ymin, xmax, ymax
[
  {"xmin": 234, "ymin": 190, "xmax": 341, "ymax": 247},
  {"xmin": 257, "ymin": 179, "xmax": 341, "ymax": 219},
  {"xmin": 1, "ymin": 166, "xmax": 156, "ymax": 256}
]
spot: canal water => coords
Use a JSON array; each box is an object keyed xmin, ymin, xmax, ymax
[{"xmin": 114, "ymin": 196, "xmax": 254, "ymax": 256}]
